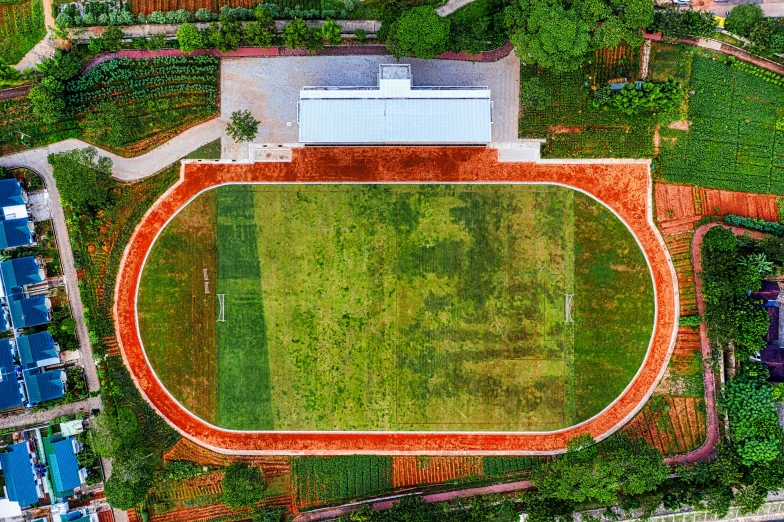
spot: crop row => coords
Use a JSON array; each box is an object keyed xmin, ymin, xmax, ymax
[
  {"xmin": 70, "ymin": 56, "xmax": 218, "ymax": 90},
  {"xmin": 482, "ymin": 456, "xmax": 548, "ymax": 477},
  {"xmin": 293, "ymin": 456, "xmax": 392, "ymax": 507},
  {"xmin": 66, "ymin": 83, "xmax": 216, "ymax": 113}
]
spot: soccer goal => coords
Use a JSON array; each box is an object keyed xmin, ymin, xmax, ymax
[{"xmin": 217, "ymin": 293, "xmax": 226, "ymax": 322}]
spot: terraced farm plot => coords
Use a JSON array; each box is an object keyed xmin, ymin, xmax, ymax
[{"xmin": 138, "ymin": 184, "xmax": 654, "ymax": 432}]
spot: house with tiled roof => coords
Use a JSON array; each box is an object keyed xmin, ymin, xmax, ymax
[
  {"xmin": 9, "ymin": 295, "xmax": 51, "ymax": 329},
  {"xmin": 0, "ymin": 338, "xmax": 23, "ymax": 411},
  {"xmin": 0, "ymin": 441, "xmax": 39, "ymax": 508},
  {"xmin": 18, "ymin": 332, "xmax": 59, "ymax": 370},
  {"xmin": 0, "ymin": 256, "xmax": 44, "ymax": 298},
  {"xmin": 43, "ymin": 435, "xmax": 86, "ymax": 501},
  {"xmin": 0, "ymin": 218, "xmax": 34, "ymax": 250},
  {"xmin": 24, "ymin": 369, "xmax": 64, "ymax": 405}
]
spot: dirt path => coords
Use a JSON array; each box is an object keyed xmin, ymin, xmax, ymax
[{"xmin": 113, "ymin": 149, "xmax": 678, "ymax": 455}]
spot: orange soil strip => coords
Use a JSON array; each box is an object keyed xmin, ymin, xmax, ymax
[
  {"xmin": 114, "ymin": 147, "xmax": 678, "ymax": 454},
  {"xmin": 392, "ymin": 457, "xmax": 482, "ymax": 488}
]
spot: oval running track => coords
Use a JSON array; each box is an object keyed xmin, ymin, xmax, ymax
[{"xmin": 114, "ymin": 146, "xmax": 679, "ymax": 455}]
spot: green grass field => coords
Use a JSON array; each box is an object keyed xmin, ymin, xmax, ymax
[{"xmin": 138, "ymin": 184, "xmax": 654, "ymax": 432}]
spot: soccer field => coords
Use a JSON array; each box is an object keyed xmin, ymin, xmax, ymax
[{"xmin": 137, "ymin": 183, "xmax": 654, "ymax": 432}]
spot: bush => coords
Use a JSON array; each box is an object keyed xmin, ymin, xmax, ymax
[
  {"xmin": 321, "ymin": 18, "xmax": 342, "ymax": 45},
  {"xmin": 222, "ymin": 463, "xmax": 267, "ymax": 508},
  {"xmin": 177, "ymin": 23, "xmax": 203, "ymax": 54},
  {"xmin": 725, "ymin": 215, "xmax": 784, "ymax": 237},
  {"xmin": 283, "ymin": 18, "xmax": 309, "ymax": 49},
  {"xmin": 386, "ymin": 6, "xmax": 450, "ymax": 59},
  {"xmin": 354, "ymin": 28, "xmax": 367, "ymax": 42},
  {"xmin": 611, "ymin": 79, "xmax": 684, "ymax": 115}
]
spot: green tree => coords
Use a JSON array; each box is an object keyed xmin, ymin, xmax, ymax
[
  {"xmin": 104, "ymin": 449, "xmax": 154, "ymax": 509},
  {"xmin": 306, "ymin": 27, "xmax": 325, "ymax": 52},
  {"xmin": 37, "ymin": 50, "xmax": 82, "ymax": 80},
  {"xmin": 177, "ymin": 23, "xmax": 203, "ymax": 53},
  {"xmin": 530, "ymin": 433, "xmax": 668, "ymax": 504},
  {"xmin": 726, "ymin": 4, "xmax": 764, "ymax": 37},
  {"xmin": 283, "ymin": 18, "xmax": 309, "ymax": 49},
  {"xmin": 244, "ymin": 7, "xmax": 275, "ymax": 48},
  {"xmin": 147, "ymin": 33, "xmax": 167, "ymax": 51},
  {"xmin": 221, "ymin": 463, "xmax": 267, "ymax": 508},
  {"xmin": 80, "ymin": 102, "xmax": 128, "ymax": 149},
  {"xmin": 48, "ymin": 147, "xmax": 113, "ymax": 211},
  {"xmin": 577, "ymin": 0, "xmax": 611, "ymax": 28},
  {"xmin": 386, "ymin": 6, "xmax": 451, "ymax": 59},
  {"xmin": 505, "ymin": 0, "xmax": 590, "ymax": 72},
  {"xmin": 102, "ymin": 25, "xmax": 125, "ymax": 51},
  {"xmin": 226, "ymin": 110, "xmax": 259, "ymax": 142},
  {"xmin": 208, "ymin": 17, "xmax": 243, "ymax": 53},
  {"xmin": 620, "ymin": 0, "xmax": 654, "ymax": 32},
  {"xmin": 28, "ymin": 81, "xmax": 65, "ymax": 124},
  {"xmin": 321, "ymin": 18, "xmax": 342, "ymax": 45}
]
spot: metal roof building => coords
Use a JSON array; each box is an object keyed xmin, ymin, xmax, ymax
[
  {"xmin": 298, "ymin": 64, "xmax": 493, "ymax": 145},
  {"xmin": 18, "ymin": 331, "xmax": 59, "ymax": 370},
  {"xmin": 43, "ymin": 435, "xmax": 84, "ymax": 500},
  {"xmin": 0, "ymin": 442, "xmax": 38, "ymax": 507},
  {"xmin": 1, "ymin": 256, "xmax": 44, "ymax": 297}
]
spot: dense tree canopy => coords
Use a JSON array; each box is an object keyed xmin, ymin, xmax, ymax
[
  {"xmin": 48, "ymin": 147, "xmax": 113, "ymax": 211},
  {"xmin": 530, "ymin": 433, "xmax": 668, "ymax": 504},
  {"xmin": 726, "ymin": 4, "xmax": 764, "ymax": 37},
  {"xmin": 386, "ymin": 6, "xmax": 451, "ymax": 59}
]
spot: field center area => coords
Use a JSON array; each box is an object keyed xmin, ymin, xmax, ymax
[{"xmin": 137, "ymin": 183, "xmax": 654, "ymax": 432}]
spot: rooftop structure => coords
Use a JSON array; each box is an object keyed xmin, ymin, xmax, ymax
[
  {"xmin": 0, "ymin": 338, "xmax": 23, "ymax": 410},
  {"xmin": 43, "ymin": 435, "xmax": 84, "ymax": 500},
  {"xmin": 18, "ymin": 331, "xmax": 59, "ymax": 370},
  {"xmin": 0, "ymin": 218, "xmax": 34, "ymax": 250},
  {"xmin": 24, "ymin": 369, "xmax": 64, "ymax": 405},
  {"xmin": 0, "ymin": 441, "xmax": 38, "ymax": 507},
  {"xmin": 298, "ymin": 64, "xmax": 493, "ymax": 145},
  {"xmin": 1, "ymin": 256, "xmax": 44, "ymax": 298},
  {"xmin": 9, "ymin": 295, "xmax": 51, "ymax": 328}
]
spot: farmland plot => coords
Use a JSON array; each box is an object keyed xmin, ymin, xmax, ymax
[
  {"xmin": 0, "ymin": 0, "xmax": 45, "ymax": 64},
  {"xmin": 138, "ymin": 183, "xmax": 654, "ymax": 432}
]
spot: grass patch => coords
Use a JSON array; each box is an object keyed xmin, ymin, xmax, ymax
[
  {"xmin": 138, "ymin": 190, "xmax": 218, "ymax": 424},
  {"xmin": 185, "ymin": 139, "xmax": 221, "ymax": 160},
  {"xmin": 647, "ymin": 42, "xmax": 695, "ymax": 85},
  {"xmin": 215, "ymin": 185, "xmax": 274, "ymax": 430},
  {"xmin": 573, "ymin": 194, "xmax": 655, "ymax": 419},
  {"xmin": 140, "ymin": 184, "xmax": 654, "ymax": 432}
]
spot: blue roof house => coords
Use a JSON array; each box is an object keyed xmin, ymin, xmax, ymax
[
  {"xmin": 43, "ymin": 435, "xmax": 85, "ymax": 500},
  {"xmin": 0, "ymin": 179, "xmax": 27, "ymax": 210},
  {"xmin": 0, "ymin": 218, "xmax": 33, "ymax": 250},
  {"xmin": 18, "ymin": 332, "xmax": 59, "ymax": 370},
  {"xmin": 9, "ymin": 296, "xmax": 51, "ymax": 329},
  {"xmin": 0, "ymin": 257, "xmax": 44, "ymax": 297},
  {"xmin": 0, "ymin": 442, "xmax": 39, "ymax": 507},
  {"xmin": 0, "ymin": 338, "xmax": 22, "ymax": 411},
  {"xmin": 23, "ymin": 369, "xmax": 64, "ymax": 405}
]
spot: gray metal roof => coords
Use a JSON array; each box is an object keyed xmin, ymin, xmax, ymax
[{"xmin": 298, "ymin": 98, "xmax": 493, "ymax": 144}]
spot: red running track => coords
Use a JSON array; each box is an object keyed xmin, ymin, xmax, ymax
[{"xmin": 113, "ymin": 147, "xmax": 679, "ymax": 455}]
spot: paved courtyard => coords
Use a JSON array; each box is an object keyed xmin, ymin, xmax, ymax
[{"xmin": 220, "ymin": 53, "xmax": 520, "ymax": 158}]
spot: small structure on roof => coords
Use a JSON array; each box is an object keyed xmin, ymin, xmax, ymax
[
  {"xmin": 0, "ymin": 441, "xmax": 39, "ymax": 508},
  {"xmin": 18, "ymin": 331, "xmax": 59, "ymax": 370},
  {"xmin": 9, "ymin": 295, "xmax": 51, "ymax": 329},
  {"xmin": 0, "ymin": 338, "xmax": 23, "ymax": 411},
  {"xmin": 298, "ymin": 64, "xmax": 493, "ymax": 145},
  {"xmin": 0, "ymin": 256, "xmax": 44, "ymax": 298},
  {"xmin": 24, "ymin": 368, "xmax": 65, "ymax": 405},
  {"xmin": 0, "ymin": 218, "xmax": 34, "ymax": 250},
  {"xmin": 60, "ymin": 419, "xmax": 84, "ymax": 438},
  {"xmin": 43, "ymin": 435, "xmax": 85, "ymax": 501}
]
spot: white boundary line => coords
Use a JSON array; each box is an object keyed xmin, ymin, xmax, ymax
[{"xmin": 123, "ymin": 173, "xmax": 679, "ymax": 455}]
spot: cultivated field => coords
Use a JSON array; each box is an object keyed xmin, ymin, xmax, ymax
[
  {"xmin": 137, "ymin": 183, "xmax": 654, "ymax": 432},
  {"xmin": 0, "ymin": 0, "xmax": 44, "ymax": 64}
]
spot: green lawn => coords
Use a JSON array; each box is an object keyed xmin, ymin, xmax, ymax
[{"xmin": 138, "ymin": 184, "xmax": 654, "ymax": 432}]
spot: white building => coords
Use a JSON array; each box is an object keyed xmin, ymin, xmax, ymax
[{"xmin": 297, "ymin": 64, "xmax": 493, "ymax": 145}]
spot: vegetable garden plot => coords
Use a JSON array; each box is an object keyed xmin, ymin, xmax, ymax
[
  {"xmin": 0, "ymin": 0, "xmax": 44, "ymax": 64},
  {"xmin": 130, "ymin": 0, "xmax": 255, "ymax": 15},
  {"xmin": 293, "ymin": 456, "xmax": 392, "ymax": 507},
  {"xmin": 659, "ymin": 57, "xmax": 784, "ymax": 194},
  {"xmin": 391, "ymin": 457, "xmax": 482, "ymax": 488}
]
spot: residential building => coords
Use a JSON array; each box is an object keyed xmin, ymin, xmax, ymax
[
  {"xmin": 61, "ymin": 511, "xmax": 99, "ymax": 522},
  {"xmin": 0, "ymin": 441, "xmax": 39, "ymax": 509},
  {"xmin": 0, "ymin": 178, "xmax": 28, "ymax": 221},
  {"xmin": 18, "ymin": 331, "xmax": 59, "ymax": 370},
  {"xmin": 0, "ymin": 338, "xmax": 23, "ymax": 411},
  {"xmin": 42, "ymin": 435, "xmax": 86, "ymax": 501},
  {"xmin": 9, "ymin": 295, "xmax": 52, "ymax": 329},
  {"xmin": 0, "ymin": 256, "xmax": 45, "ymax": 298},
  {"xmin": 0, "ymin": 218, "xmax": 34, "ymax": 250},
  {"xmin": 24, "ymin": 369, "xmax": 65, "ymax": 406},
  {"xmin": 0, "ymin": 178, "xmax": 33, "ymax": 251}
]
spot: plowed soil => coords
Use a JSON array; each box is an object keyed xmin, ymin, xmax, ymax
[{"xmin": 114, "ymin": 147, "xmax": 678, "ymax": 454}]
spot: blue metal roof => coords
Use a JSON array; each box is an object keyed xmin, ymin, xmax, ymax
[
  {"xmin": 9, "ymin": 296, "xmax": 50, "ymax": 328},
  {"xmin": 0, "ymin": 179, "xmax": 26, "ymax": 210},
  {"xmin": 1, "ymin": 257, "xmax": 42, "ymax": 296},
  {"xmin": 24, "ymin": 369, "xmax": 63, "ymax": 404},
  {"xmin": 0, "ymin": 218, "xmax": 33, "ymax": 250},
  {"xmin": 60, "ymin": 514, "xmax": 90, "ymax": 522},
  {"xmin": 0, "ymin": 442, "xmax": 38, "ymax": 507},
  {"xmin": 17, "ymin": 332, "xmax": 57, "ymax": 370},
  {"xmin": 0, "ymin": 338, "xmax": 22, "ymax": 410},
  {"xmin": 44, "ymin": 436, "xmax": 82, "ymax": 499}
]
